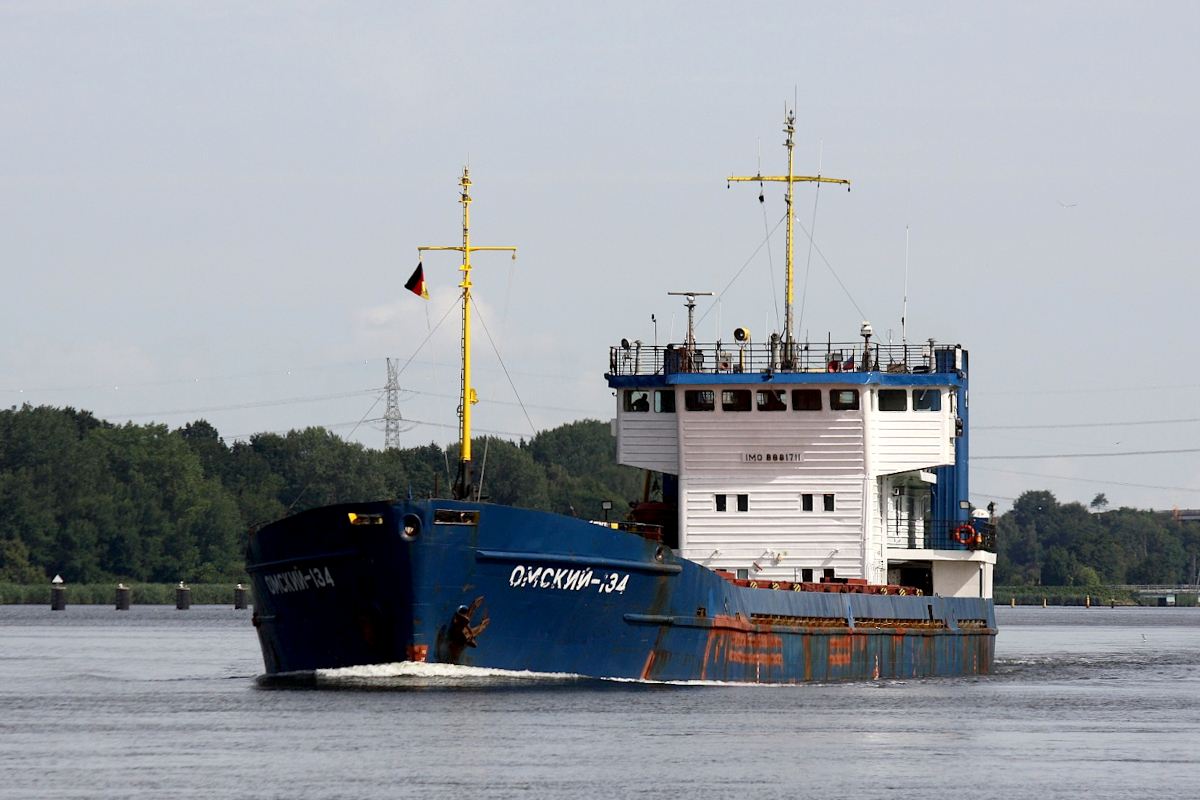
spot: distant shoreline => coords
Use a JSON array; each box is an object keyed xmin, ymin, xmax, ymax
[
  {"xmin": 996, "ymin": 585, "xmax": 1198, "ymax": 607},
  {"xmin": 0, "ymin": 583, "xmax": 246, "ymax": 605}
]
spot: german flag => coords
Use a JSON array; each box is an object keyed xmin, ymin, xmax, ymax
[{"xmin": 405, "ymin": 262, "xmax": 429, "ymax": 299}]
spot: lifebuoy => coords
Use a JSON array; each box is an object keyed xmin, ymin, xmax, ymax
[{"xmin": 953, "ymin": 524, "xmax": 979, "ymax": 546}]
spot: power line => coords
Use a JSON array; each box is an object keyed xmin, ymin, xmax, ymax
[
  {"xmin": 2, "ymin": 353, "xmax": 589, "ymax": 397},
  {"xmin": 977, "ymin": 416, "xmax": 1200, "ymax": 431},
  {"xmin": 976, "ymin": 447, "xmax": 1200, "ymax": 460},
  {"xmin": 227, "ymin": 416, "xmax": 532, "ymax": 443},
  {"xmin": 978, "ymin": 382, "xmax": 1200, "ymax": 397},
  {"xmin": 974, "ymin": 466, "xmax": 1200, "ymax": 495},
  {"xmin": 100, "ymin": 390, "xmax": 378, "ymax": 419}
]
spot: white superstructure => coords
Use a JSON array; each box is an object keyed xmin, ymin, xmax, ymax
[{"xmin": 608, "ymin": 343, "xmax": 995, "ymax": 599}]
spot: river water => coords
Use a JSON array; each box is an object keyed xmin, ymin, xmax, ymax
[{"xmin": 1, "ymin": 605, "xmax": 1197, "ymax": 799}]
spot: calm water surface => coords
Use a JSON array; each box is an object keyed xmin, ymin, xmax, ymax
[{"xmin": 1, "ymin": 604, "xmax": 1197, "ymax": 799}]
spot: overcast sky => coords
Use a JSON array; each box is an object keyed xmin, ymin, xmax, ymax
[{"xmin": 4, "ymin": 1, "xmax": 1200, "ymax": 512}]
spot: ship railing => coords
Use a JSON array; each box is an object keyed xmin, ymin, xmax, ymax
[
  {"xmin": 886, "ymin": 518, "xmax": 996, "ymax": 553},
  {"xmin": 608, "ymin": 341, "xmax": 961, "ymax": 377}
]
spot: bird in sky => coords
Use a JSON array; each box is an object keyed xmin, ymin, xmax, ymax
[{"xmin": 1058, "ymin": 201, "xmax": 1077, "ymax": 209}]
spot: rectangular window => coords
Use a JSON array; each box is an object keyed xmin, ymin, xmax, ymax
[
  {"xmin": 434, "ymin": 509, "xmax": 480, "ymax": 525},
  {"xmin": 684, "ymin": 390, "xmax": 714, "ymax": 411},
  {"xmin": 715, "ymin": 494, "xmax": 727, "ymax": 512},
  {"xmin": 654, "ymin": 389, "xmax": 676, "ymax": 413},
  {"xmin": 823, "ymin": 494, "xmax": 835, "ymax": 512},
  {"xmin": 756, "ymin": 389, "xmax": 787, "ymax": 411},
  {"xmin": 792, "ymin": 389, "xmax": 822, "ymax": 411},
  {"xmin": 878, "ymin": 389, "xmax": 907, "ymax": 411},
  {"xmin": 721, "ymin": 389, "xmax": 752, "ymax": 411},
  {"xmin": 913, "ymin": 389, "xmax": 941, "ymax": 412},
  {"xmin": 736, "ymin": 494, "xmax": 749, "ymax": 512},
  {"xmin": 736, "ymin": 568, "xmax": 749, "ymax": 580},
  {"xmin": 623, "ymin": 390, "xmax": 650, "ymax": 412},
  {"xmin": 823, "ymin": 568, "xmax": 835, "ymax": 580},
  {"xmin": 830, "ymin": 389, "xmax": 860, "ymax": 410},
  {"xmin": 801, "ymin": 493, "xmax": 813, "ymax": 512},
  {"xmin": 801, "ymin": 568, "xmax": 813, "ymax": 582}
]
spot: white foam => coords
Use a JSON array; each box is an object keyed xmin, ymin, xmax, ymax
[
  {"xmin": 315, "ymin": 661, "xmax": 584, "ymax": 682},
  {"xmin": 314, "ymin": 661, "xmax": 817, "ymax": 687}
]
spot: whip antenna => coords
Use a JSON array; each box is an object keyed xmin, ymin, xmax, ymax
[{"xmin": 902, "ymin": 224, "xmax": 910, "ymax": 344}]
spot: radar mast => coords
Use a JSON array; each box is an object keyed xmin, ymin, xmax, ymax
[
  {"xmin": 419, "ymin": 168, "xmax": 517, "ymax": 500},
  {"xmin": 728, "ymin": 108, "xmax": 849, "ymax": 365}
]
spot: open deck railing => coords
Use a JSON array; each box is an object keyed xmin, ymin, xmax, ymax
[
  {"xmin": 609, "ymin": 341, "xmax": 961, "ymax": 377},
  {"xmin": 887, "ymin": 518, "xmax": 996, "ymax": 553}
]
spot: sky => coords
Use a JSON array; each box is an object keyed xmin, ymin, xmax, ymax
[{"xmin": 3, "ymin": 1, "xmax": 1200, "ymax": 512}]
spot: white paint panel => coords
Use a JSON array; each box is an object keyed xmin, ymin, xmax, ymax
[
  {"xmin": 679, "ymin": 413, "xmax": 866, "ymax": 477},
  {"xmin": 871, "ymin": 412, "xmax": 951, "ymax": 474},
  {"xmin": 932, "ymin": 560, "xmax": 991, "ymax": 598},
  {"xmin": 614, "ymin": 410, "xmax": 678, "ymax": 473},
  {"xmin": 678, "ymin": 476, "xmax": 868, "ymax": 580}
]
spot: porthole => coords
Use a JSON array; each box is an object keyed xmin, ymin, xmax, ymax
[{"xmin": 401, "ymin": 513, "xmax": 422, "ymax": 542}]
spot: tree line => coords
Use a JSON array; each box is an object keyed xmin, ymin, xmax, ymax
[
  {"xmin": 0, "ymin": 404, "xmax": 640, "ymax": 584},
  {"xmin": 3, "ymin": 404, "xmax": 1197, "ymax": 587},
  {"xmin": 995, "ymin": 490, "xmax": 1200, "ymax": 586}
]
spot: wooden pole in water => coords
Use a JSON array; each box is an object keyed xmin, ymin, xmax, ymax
[
  {"xmin": 115, "ymin": 583, "xmax": 131, "ymax": 611},
  {"xmin": 175, "ymin": 582, "xmax": 190, "ymax": 610},
  {"xmin": 50, "ymin": 574, "xmax": 65, "ymax": 611}
]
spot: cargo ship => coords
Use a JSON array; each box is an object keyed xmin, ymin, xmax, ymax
[{"xmin": 247, "ymin": 110, "xmax": 996, "ymax": 682}]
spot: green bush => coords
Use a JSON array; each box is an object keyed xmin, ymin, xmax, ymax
[{"xmin": 995, "ymin": 585, "xmax": 1139, "ymax": 606}]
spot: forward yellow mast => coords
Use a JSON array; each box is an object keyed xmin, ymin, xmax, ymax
[
  {"xmin": 728, "ymin": 107, "xmax": 849, "ymax": 361},
  {"xmin": 419, "ymin": 167, "xmax": 516, "ymax": 499}
]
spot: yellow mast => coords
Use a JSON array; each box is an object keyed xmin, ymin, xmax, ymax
[
  {"xmin": 419, "ymin": 167, "xmax": 516, "ymax": 499},
  {"xmin": 728, "ymin": 107, "xmax": 849, "ymax": 360}
]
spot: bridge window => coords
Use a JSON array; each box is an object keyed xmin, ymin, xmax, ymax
[
  {"xmin": 913, "ymin": 389, "xmax": 941, "ymax": 411},
  {"xmin": 737, "ymin": 494, "xmax": 749, "ymax": 512},
  {"xmin": 684, "ymin": 390, "xmax": 714, "ymax": 411},
  {"xmin": 801, "ymin": 568, "xmax": 814, "ymax": 582},
  {"xmin": 655, "ymin": 390, "xmax": 676, "ymax": 413},
  {"xmin": 757, "ymin": 389, "xmax": 787, "ymax": 411},
  {"xmin": 792, "ymin": 389, "xmax": 822, "ymax": 410},
  {"xmin": 830, "ymin": 389, "xmax": 860, "ymax": 411},
  {"xmin": 721, "ymin": 390, "xmax": 752, "ymax": 411},
  {"xmin": 623, "ymin": 390, "xmax": 650, "ymax": 412},
  {"xmin": 715, "ymin": 494, "xmax": 727, "ymax": 512},
  {"xmin": 802, "ymin": 493, "xmax": 813, "ymax": 511},
  {"xmin": 879, "ymin": 389, "xmax": 907, "ymax": 411},
  {"xmin": 824, "ymin": 494, "xmax": 835, "ymax": 512}
]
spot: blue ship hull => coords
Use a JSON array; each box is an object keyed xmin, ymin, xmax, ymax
[{"xmin": 247, "ymin": 500, "xmax": 995, "ymax": 682}]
